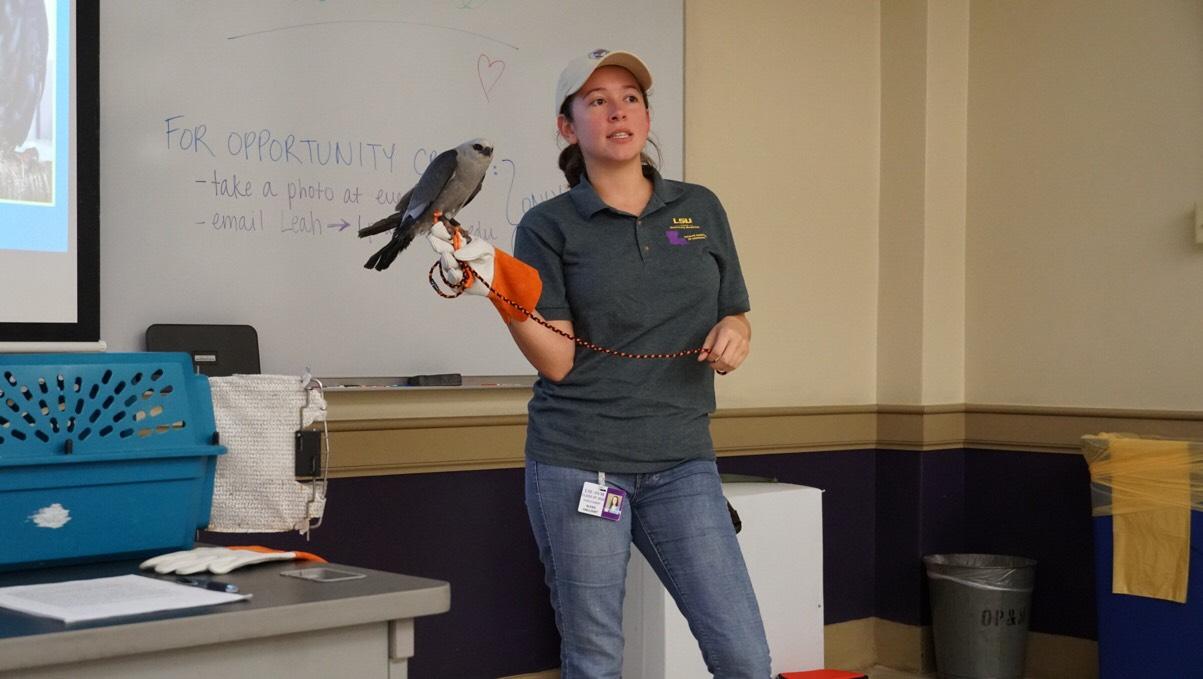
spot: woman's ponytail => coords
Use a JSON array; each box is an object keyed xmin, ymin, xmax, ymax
[{"xmin": 558, "ymin": 143, "xmax": 586, "ymax": 188}]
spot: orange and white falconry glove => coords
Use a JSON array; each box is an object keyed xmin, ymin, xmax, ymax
[{"xmin": 426, "ymin": 221, "xmax": 541, "ymax": 324}]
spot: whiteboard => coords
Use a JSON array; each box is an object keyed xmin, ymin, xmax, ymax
[{"xmin": 99, "ymin": 0, "xmax": 682, "ymax": 376}]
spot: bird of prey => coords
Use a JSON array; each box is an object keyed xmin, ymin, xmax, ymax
[
  {"xmin": 0, "ymin": 0, "xmax": 48, "ymax": 155},
  {"xmin": 360, "ymin": 138, "xmax": 493, "ymax": 271}
]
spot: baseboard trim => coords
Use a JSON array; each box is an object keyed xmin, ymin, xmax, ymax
[
  {"xmin": 823, "ymin": 617, "xmax": 877, "ymax": 671},
  {"xmin": 1025, "ymin": 630, "xmax": 1099, "ymax": 679},
  {"xmin": 497, "ymin": 671, "xmax": 559, "ymax": 679},
  {"xmin": 492, "ymin": 620, "xmax": 1097, "ymax": 678},
  {"xmin": 823, "ymin": 618, "xmax": 1098, "ymax": 679},
  {"xmin": 874, "ymin": 617, "xmax": 934, "ymax": 673}
]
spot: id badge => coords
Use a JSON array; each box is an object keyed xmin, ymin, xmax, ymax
[{"xmin": 578, "ymin": 482, "xmax": 626, "ymax": 521}]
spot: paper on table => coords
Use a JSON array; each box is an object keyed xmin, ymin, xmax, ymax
[{"xmin": 0, "ymin": 574, "xmax": 249, "ymax": 624}]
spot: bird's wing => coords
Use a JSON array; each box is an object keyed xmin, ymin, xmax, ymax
[
  {"xmin": 392, "ymin": 186, "xmax": 414, "ymax": 213},
  {"xmin": 461, "ymin": 174, "xmax": 486, "ymax": 211},
  {"xmin": 403, "ymin": 149, "xmax": 460, "ymax": 223}
]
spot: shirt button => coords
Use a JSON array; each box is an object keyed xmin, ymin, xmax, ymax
[
  {"xmin": 643, "ymin": 245, "xmax": 650, "ymax": 252},
  {"xmin": 636, "ymin": 219, "xmax": 642, "ymax": 226}
]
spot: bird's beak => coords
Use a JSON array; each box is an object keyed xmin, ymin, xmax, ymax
[{"xmin": 483, "ymin": 147, "xmax": 494, "ymax": 157}]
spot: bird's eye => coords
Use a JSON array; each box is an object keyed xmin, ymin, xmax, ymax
[{"xmin": 473, "ymin": 144, "xmax": 483, "ymax": 152}]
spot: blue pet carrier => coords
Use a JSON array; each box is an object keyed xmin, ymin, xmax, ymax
[{"xmin": 0, "ymin": 353, "xmax": 225, "ymax": 571}]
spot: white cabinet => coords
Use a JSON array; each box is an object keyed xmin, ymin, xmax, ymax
[{"xmin": 622, "ymin": 482, "xmax": 825, "ymax": 678}]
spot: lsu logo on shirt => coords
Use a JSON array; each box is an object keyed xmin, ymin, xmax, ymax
[{"xmin": 665, "ymin": 216, "xmax": 707, "ymax": 246}]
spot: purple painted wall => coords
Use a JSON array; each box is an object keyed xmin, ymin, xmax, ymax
[
  {"xmin": 962, "ymin": 449, "xmax": 1096, "ymax": 638},
  {"xmin": 204, "ymin": 448, "xmax": 1097, "ymax": 677}
]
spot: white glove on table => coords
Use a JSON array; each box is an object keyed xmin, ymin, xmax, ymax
[{"xmin": 139, "ymin": 546, "xmax": 300, "ymax": 575}]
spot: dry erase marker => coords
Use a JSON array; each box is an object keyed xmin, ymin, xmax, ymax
[{"xmin": 175, "ymin": 576, "xmax": 240, "ymax": 593}]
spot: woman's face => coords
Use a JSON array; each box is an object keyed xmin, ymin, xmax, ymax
[{"xmin": 558, "ymin": 66, "xmax": 650, "ymax": 170}]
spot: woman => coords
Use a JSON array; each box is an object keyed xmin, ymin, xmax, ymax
[{"xmin": 429, "ymin": 49, "xmax": 769, "ymax": 679}]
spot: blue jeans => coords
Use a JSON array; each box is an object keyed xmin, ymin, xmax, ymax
[{"xmin": 525, "ymin": 457, "xmax": 772, "ymax": 679}]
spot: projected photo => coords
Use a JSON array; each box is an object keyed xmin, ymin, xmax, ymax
[{"xmin": 0, "ymin": 0, "xmax": 53, "ymax": 206}]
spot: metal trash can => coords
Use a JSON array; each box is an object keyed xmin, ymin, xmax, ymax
[{"xmin": 923, "ymin": 554, "xmax": 1036, "ymax": 679}]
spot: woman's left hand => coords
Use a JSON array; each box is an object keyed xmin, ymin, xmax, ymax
[{"xmin": 698, "ymin": 313, "xmax": 751, "ymax": 374}]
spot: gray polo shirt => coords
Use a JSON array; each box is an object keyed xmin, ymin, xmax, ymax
[{"xmin": 514, "ymin": 168, "xmax": 750, "ymax": 473}]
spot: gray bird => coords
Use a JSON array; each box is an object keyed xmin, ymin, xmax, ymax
[
  {"xmin": 0, "ymin": 0, "xmax": 48, "ymax": 155},
  {"xmin": 360, "ymin": 138, "xmax": 493, "ymax": 271}
]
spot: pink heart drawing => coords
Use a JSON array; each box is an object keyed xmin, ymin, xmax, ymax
[{"xmin": 478, "ymin": 54, "xmax": 505, "ymax": 101}]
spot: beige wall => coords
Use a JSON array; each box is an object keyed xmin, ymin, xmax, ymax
[
  {"xmin": 966, "ymin": 0, "xmax": 1203, "ymax": 410},
  {"xmin": 877, "ymin": 0, "xmax": 928, "ymax": 405},
  {"xmin": 696, "ymin": 0, "xmax": 1203, "ymax": 412},
  {"xmin": 876, "ymin": 0, "xmax": 969, "ymax": 406},
  {"xmin": 920, "ymin": 0, "xmax": 969, "ymax": 405},
  {"xmin": 686, "ymin": 0, "xmax": 883, "ymax": 408}
]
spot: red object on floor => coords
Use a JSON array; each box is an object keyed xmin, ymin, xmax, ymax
[{"xmin": 777, "ymin": 671, "xmax": 869, "ymax": 679}]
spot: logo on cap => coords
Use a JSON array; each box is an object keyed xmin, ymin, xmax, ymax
[{"xmin": 589, "ymin": 49, "xmax": 609, "ymax": 60}]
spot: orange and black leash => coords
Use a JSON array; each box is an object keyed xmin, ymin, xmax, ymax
[{"xmin": 427, "ymin": 224, "xmax": 709, "ymax": 362}]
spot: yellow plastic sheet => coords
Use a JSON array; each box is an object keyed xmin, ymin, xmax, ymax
[{"xmin": 1081, "ymin": 433, "xmax": 1199, "ymax": 603}]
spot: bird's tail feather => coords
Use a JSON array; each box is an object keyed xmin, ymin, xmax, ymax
[
  {"xmin": 358, "ymin": 212, "xmax": 401, "ymax": 238},
  {"xmin": 363, "ymin": 230, "xmax": 418, "ymax": 271}
]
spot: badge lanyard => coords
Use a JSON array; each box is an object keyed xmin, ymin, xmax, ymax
[{"xmin": 577, "ymin": 471, "xmax": 626, "ymax": 521}]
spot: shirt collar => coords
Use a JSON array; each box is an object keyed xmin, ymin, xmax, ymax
[{"xmin": 568, "ymin": 165, "xmax": 685, "ymax": 219}]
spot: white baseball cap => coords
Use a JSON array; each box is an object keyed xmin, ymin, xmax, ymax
[{"xmin": 555, "ymin": 49, "xmax": 654, "ymax": 116}]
